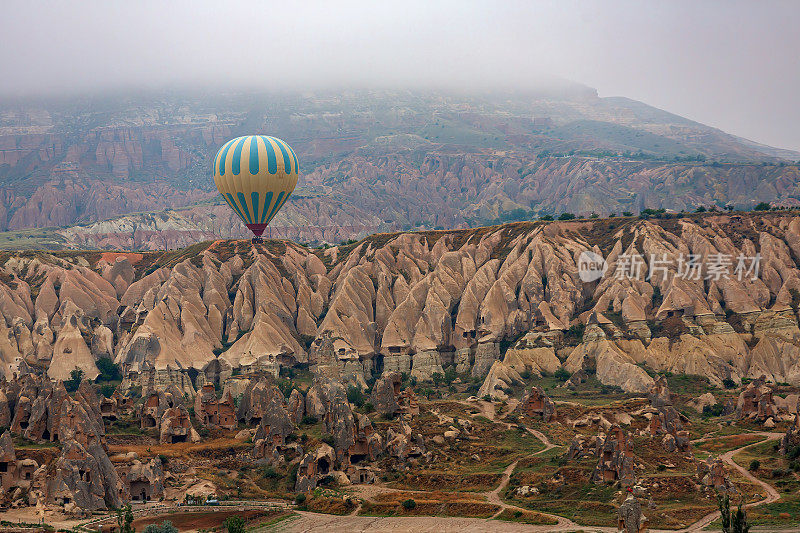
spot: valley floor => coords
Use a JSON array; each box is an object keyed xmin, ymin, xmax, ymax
[{"xmin": 0, "ymin": 415, "xmax": 789, "ymax": 533}]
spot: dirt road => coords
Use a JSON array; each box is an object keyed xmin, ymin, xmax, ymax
[{"xmin": 266, "ymin": 430, "xmax": 787, "ymax": 533}]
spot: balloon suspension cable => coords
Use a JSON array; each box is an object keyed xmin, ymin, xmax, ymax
[{"xmin": 252, "ymin": 236, "xmax": 264, "ymax": 244}]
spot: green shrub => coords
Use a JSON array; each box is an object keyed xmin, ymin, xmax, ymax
[
  {"xmin": 261, "ymin": 466, "xmax": 280, "ymax": 479},
  {"xmin": 563, "ymin": 323, "xmax": 585, "ymax": 345},
  {"xmin": 224, "ymin": 515, "xmax": 245, "ymax": 533},
  {"xmin": 347, "ymin": 385, "xmax": 365, "ymax": 407},
  {"xmin": 787, "ymin": 445, "xmax": 800, "ymax": 460},
  {"xmin": 96, "ymin": 356, "xmax": 122, "ymax": 382},
  {"xmin": 143, "ymin": 521, "xmax": 178, "ymax": 533},
  {"xmin": 64, "ymin": 368, "xmax": 83, "ymax": 393},
  {"xmin": 702, "ymin": 404, "xmax": 725, "ymax": 417},
  {"xmin": 402, "ymin": 499, "xmax": 417, "ymax": 510},
  {"xmin": 554, "ymin": 368, "xmax": 570, "ymax": 382},
  {"xmin": 749, "ymin": 460, "xmax": 760, "ymax": 471}
]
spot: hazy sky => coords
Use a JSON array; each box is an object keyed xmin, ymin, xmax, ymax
[{"xmin": 2, "ymin": 0, "xmax": 799, "ymax": 151}]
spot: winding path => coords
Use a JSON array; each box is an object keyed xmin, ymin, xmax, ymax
[
  {"xmin": 71, "ymin": 431, "xmax": 785, "ymax": 533},
  {"xmin": 466, "ymin": 399, "xmax": 785, "ymax": 533},
  {"xmin": 671, "ymin": 432, "xmax": 784, "ymax": 533}
]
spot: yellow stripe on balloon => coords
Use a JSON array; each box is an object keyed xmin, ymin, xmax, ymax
[{"xmin": 212, "ymin": 135, "xmax": 299, "ymax": 234}]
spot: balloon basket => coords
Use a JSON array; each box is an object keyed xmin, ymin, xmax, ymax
[{"xmin": 251, "ymin": 236, "xmax": 264, "ymax": 244}]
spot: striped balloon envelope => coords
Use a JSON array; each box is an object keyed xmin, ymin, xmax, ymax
[{"xmin": 213, "ymin": 135, "xmax": 299, "ymax": 241}]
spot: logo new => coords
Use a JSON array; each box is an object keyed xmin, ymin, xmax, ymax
[{"xmin": 578, "ymin": 251, "xmax": 607, "ymax": 282}]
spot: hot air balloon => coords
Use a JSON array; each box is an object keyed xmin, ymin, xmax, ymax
[{"xmin": 213, "ymin": 135, "xmax": 299, "ymax": 243}]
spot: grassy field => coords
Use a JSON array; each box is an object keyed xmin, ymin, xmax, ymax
[
  {"xmin": 0, "ymin": 227, "xmax": 71, "ymax": 250},
  {"xmin": 727, "ymin": 439, "xmax": 800, "ymax": 527}
]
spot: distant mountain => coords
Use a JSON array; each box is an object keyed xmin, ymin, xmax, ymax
[{"xmin": 0, "ymin": 88, "xmax": 798, "ymax": 249}]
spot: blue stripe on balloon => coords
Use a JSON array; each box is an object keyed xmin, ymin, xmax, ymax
[
  {"xmin": 225, "ymin": 193, "xmax": 247, "ymax": 223},
  {"xmin": 286, "ymin": 143, "xmax": 299, "ymax": 174},
  {"xmin": 260, "ymin": 136, "xmax": 277, "ymax": 174},
  {"xmin": 248, "ymin": 136, "xmax": 260, "ymax": 175},
  {"xmin": 273, "ymin": 137, "xmax": 292, "ymax": 174},
  {"xmin": 265, "ymin": 191, "xmax": 285, "ymax": 223},
  {"xmin": 231, "ymin": 137, "xmax": 247, "ymax": 175},
  {"xmin": 217, "ymin": 139, "xmax": 236, "ymax": 176},
  {"xmin": 236, "ymin": 192, "xmax": 253, "ymax": 223},
  {"xmin": 260, "ymin": 190, "xmax": 273, "ymax": 224},
  {"xmin": 251, "ymin": 191, "xmax": 260, "ymax": 223},
  {"xmin": 266, "ymin": 191, "xmax": 290, "ymax": 224}
]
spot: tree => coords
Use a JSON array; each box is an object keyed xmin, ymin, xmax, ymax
[
  {"xmin": 402, "ymin": 498, "xmax": 417, "ymax": 510},
  {"xmin": 754, "ymin": 202, "xmax": 771, "ymax": 211},
  {"xmin": 718, "ymin": 495, "xmax": 750, "ymax": 533},
  {"xmin": 346, "ymin": 385, "xmax": 365, "ymax": 407},
  {"xmin": 143, "ymin": 522, "xmax": 177, "ymax": 533},
  {"xmin": 96, "ymin": 357, "xmax": 122, "ymax": 382},
  {"xmin": 557, "ymin": 212, "xmax": 576, "ymax": 220},
  {"xmin": 748, "ymin": 460, "xmax": 760, "ymax": 471},
  {"xmin": 718, "ymin": 495, "xmax": 731, "ymax": 533},
  {"xmin": 431, "ymin": 372, "xmax": 443, "ymax": 387},
  {"xmin": 695, "ymin": 206, "xmax": 707, "ymax": 213},
  {"xmin": 117, "ymin": 505, "xmax": 135, "ymax": 533},
  {"xmin": 538, "ymin": 214, "xmax": 553, "ymax": 221},
  {"xmin": 554, "ymin": 368, "xmax": 570, "ymax": 382},
  {"xmin": 65, "ymin": 368, "xmax": 84, "ymax": 393},
  {"xmin": 224, "ymin": 515, "xmax": 246, "ymax": 533},
  {"xmin": 732, "ymin": 501, "xmax": 750, "ymax": 533}
]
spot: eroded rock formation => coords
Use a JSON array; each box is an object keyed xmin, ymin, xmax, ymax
[{"xmin": 0, "ymin": 215, "xmax": 799, "ymax": 397}]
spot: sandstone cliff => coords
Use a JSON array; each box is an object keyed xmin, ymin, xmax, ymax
[{"xmin": 0, "ymin": 214, "xmax": 799, "ymax": 393}]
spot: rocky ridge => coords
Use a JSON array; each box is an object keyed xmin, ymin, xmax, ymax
[{"xmin": 0, "ymin": 214, "xmax": 798, "ymax": 396}]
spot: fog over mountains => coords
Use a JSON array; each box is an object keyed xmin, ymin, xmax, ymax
[{"xmin": 0, "ymin": 88, "xmax": 798, "ymax": 250}]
